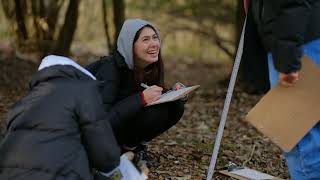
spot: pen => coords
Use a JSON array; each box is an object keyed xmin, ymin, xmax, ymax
[{"xmin": 140, "ymin": 83, "xmax": 150, "ymax": 89}]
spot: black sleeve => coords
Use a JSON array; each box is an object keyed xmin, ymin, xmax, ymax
[
  {"xmin": 92, "ymin": 60, "xmax": 144, "ymax": 128},
  {"xmin": 76, "ymin": 82, "xmax": 120, "ymax": 173},
  {"xmin": 100, "ymin": 79, "xmax": 143, "ymax": 129},
  {"xmin": 268, "ymin": 0, "xmax": 312, "ymax": 73}
]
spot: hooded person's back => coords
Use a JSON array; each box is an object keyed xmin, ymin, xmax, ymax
[{"xmin": 0, "ymin": 55, "xmax": 120, "ymax": 180}]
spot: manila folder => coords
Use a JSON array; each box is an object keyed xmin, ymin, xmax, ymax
[{"xmin": 246, "ymin": 56, "xmax": 320, "ymax": 151}]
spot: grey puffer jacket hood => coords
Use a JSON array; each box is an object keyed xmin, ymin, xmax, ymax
[{"xmin": 117, "ymin": 19, "xmax": 160, "ymax": 70}]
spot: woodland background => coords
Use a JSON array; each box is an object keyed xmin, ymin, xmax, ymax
[{"xmin": 0, "ymin": 0, "xmax": 287, "ymax": 179}]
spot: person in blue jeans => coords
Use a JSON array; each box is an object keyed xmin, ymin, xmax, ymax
[
  {"xmin": 268, "ymin": 40, "xmax": 320, "ymax": 179},
  {"xmin": 242, "ymin": 0, "xmax": 320, "ymax": 179}
]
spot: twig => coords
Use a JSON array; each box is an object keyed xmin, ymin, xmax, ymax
[{"xmin": 242, "ymin": 144, "xmax": 256, "ymax": 167}]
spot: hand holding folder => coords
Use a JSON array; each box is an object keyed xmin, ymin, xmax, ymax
[{"xmin": 246, "ymin": 56, "xmax": 320, "ymax": 151}]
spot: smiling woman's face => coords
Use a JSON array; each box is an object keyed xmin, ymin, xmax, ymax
[{"xmin": 133, "ymin": 27, "xmax": 160, "ymax": 68}]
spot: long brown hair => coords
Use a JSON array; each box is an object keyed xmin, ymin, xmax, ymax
[{"xmin": 133, "ymin": 25, "xmax": 165, "ymax": 89}]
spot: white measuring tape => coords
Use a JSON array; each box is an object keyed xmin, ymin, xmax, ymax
[{"xmin": 206, "ymin": 17, "xmax": 247, "ymax": 180}]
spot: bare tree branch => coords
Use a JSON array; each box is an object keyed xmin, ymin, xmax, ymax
[
  {"xmin": 102, "ymin": 0, "xmax": 113, "ymax": 51},
  {"xmin": 168, "ymin": 25, "xmax": 234, "ymax": 58},
  {"xmin": 112, "ymin": 0, "xmax": 125, "ymax": 40},
  {"xmin": 14, "ymin": 0, "xmax": 28, "ymax": 41},
  {"xmin": 52, "ymin": 0, "xmax": 80, "ymax": 56}
]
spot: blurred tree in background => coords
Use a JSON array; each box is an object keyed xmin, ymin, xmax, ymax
[
  {"xmin": 112, "ymin": 0, "xmax": 125, "ymax": 40},
  {"xmin": 102, "ymin": 0, "xmax": 125, "ymax": 51},
  {"xmin": 0, "ymin": 0, "xmax": 267, "ymax": 93},
  {"xmin": 129, "ymin": 0, "xmax": 242, "ymax": 59},
  {"xmin": 128, "ymin": 0, "xmax": 267, "ymax": 93},
  {"xmin": 1, "ymin": 0, "xmax": 80, "ymax": 60},
  {"xmin": 1, "ymin": 0, "xmax": 243, "ymax": 62}
]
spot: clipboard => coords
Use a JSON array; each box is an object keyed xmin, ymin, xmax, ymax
[
  {"xmin": 246, "ymin": 56, "xmax": 320, "ymax": 151},
  {"xmin": 219, "ymin": 167, "xmax": 284, "ymax": 180},
  {"xmin": 147, "ymin": 85, "xmax": 200, "ymax": 106}
]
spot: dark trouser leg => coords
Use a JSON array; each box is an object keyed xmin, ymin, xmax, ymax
[{"xmin": 116, "ymin": 101, "xmax": 184, "ymax": 147}]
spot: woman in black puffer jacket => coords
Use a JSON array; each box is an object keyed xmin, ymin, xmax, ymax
[
  {"xmin": 0, "ymin": 55, "xmax": 120, "ymax": 180},
  {"xmin": 86, "ymin": 19, "xmax": 185, "ymax": 150}
]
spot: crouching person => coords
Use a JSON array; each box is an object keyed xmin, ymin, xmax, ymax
[{"xmin": 0, "ymin": 55, "xmax": 121, "ymax": 180}]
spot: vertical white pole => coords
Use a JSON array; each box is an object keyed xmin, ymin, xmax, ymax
[{"xmin": 206, "ymin": 17, "xmax": 247, "ymax": 180}]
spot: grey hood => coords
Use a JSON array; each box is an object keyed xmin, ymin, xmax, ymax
[
  {"xmin": 38, "ymin": 55, "xmax": 96, "ymax": 80},
  {"xmin": 117, "ymin": 19, "xmax": 159, "ymax": 70}
]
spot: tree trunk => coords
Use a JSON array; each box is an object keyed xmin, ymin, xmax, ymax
[
  {"xmin": 102, "ymin": 0, "xmax": 113, "ymax": 51},
  {"xmin": 1, "ymin": 0, "xmax": 76, "ymax": 61},
  {"xmin": 46, "ymin": 0, "xmax": 63, "ymax": 39},
  {"xmin": 52, "ymin": 0, "xmax": 80, "ymax": 56},
  {"xmin": 112, "ymin": 0, "xmax": 125, "ymax": 40},
  {"xmin": 1, "ymin": 0, "xmax": 15, "ymax": 20},
  {"xmin": 14, "ymin": 0, "xmax": 28, "ymax": 44},
  {"xmin": 31, "ymin": 0, "xmax": 45, "ymax": 40}
]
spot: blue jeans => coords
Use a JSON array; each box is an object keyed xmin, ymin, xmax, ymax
[{"xmin": 268, "ymin": 39, "xmax": 320, "ymax": 180}]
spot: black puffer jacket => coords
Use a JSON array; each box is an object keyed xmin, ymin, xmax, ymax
[
  {"xmin": 0, "ymin": 65, "xmax": 120, "ymax": 180},
  {"xmin": 87, "ymin": 19, "xmax": 185, "ymax": 147},
  {"xmin": 86, "ymin": 51, "xmax": 185, "ymax": 141},
  {"xmin": 87, "ymin": 52, "xmax": 145, "ymax": 129},
  {"xmin": 251, "ymin": 0, "xmax": 320, "ymax": 73}
]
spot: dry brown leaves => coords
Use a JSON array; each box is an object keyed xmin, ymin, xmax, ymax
[{"xmin": 0, "ymin": 56, "xmax": 289, "ymax": 179}]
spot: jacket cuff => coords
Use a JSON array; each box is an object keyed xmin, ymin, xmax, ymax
[
  {"xmin": 272, "ymin": 41, "xmax": 302, "ymax": 73},
  {"xmin": 140, "ymin": 91, "xmax": 147, "ymax": 106}
]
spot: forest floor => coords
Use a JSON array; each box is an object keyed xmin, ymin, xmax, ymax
[{"xmin": 0, "ymin": 54, "xmax": 289, "ymax": 179}]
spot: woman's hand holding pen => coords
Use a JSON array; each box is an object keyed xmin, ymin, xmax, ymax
[{"xmin": 142, "ymin": 85, "xmax": 163, "ymax": 104}]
